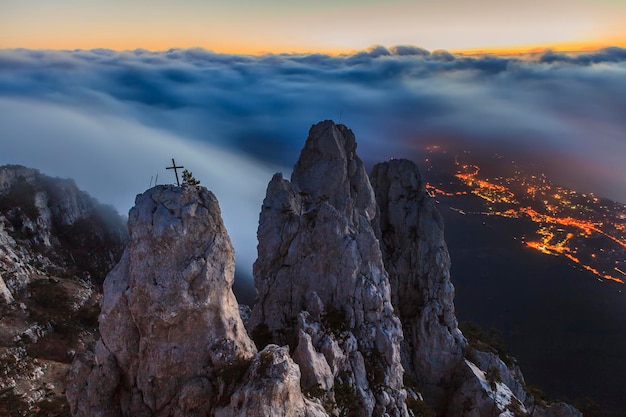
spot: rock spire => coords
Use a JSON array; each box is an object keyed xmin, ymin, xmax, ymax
[
  {"xmin": 67, "ymin": 186, "xmax": 257, "ymax": 416},
  {"xmin": 249, "ymin": 120, "xmax": 408, "ymax": 417}
]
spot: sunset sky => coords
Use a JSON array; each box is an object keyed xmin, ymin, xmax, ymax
[
  {"xmin": 2, "ymin": 0, "xmax": 626, "ymax": 290},
  {"xmin": 2, "ymin": 0, "xmax": 626, "ymax": 53}
]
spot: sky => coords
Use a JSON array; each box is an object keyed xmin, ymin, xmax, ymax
[
  {"xmin": 1, "ymin": 1, "xmax": 626, "ymax": 281},
  {"xmin": 1, "ymin": 0, "xmax": 626, "ymax": 53}
]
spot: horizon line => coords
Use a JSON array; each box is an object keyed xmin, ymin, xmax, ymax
[{"xmin": 2, "ymin": 38, "xmax": 626, "ymax": 57}]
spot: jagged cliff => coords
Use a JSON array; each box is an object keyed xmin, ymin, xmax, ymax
[
  {"xmin": 0, "ymin": 165, "xmax": 127, "ymax": 415},
  {"xmin": 65, "ymin": 121, "xmax": 582, "ymax": 417},
  {"xmin": 370, "ymin": 159, "xmax": 465, "ymax": 410}
]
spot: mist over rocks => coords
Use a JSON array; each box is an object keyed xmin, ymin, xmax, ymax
[
  {"xmin": 0, "ymin": 165, "xmax": 128, "ymax": 415},
  {"xmin": 65, "ymin": 121, "xmax": 581, "ymax": 417},
  {"xmin": 3, "ymin": 45, "xmax": 626, "ymax": 293},
  {"xmin": 0, "ymin": 165, "xmax": 127, "ymax": 297}
]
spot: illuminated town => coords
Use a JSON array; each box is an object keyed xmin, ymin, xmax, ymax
[{"xmin": 423, "ymin": 147, "xmax": 626, "ymax": 284}]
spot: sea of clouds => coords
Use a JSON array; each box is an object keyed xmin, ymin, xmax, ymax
[{"xmin": 1, "ymin": 45, "xmax": 625, "ymax": 282}]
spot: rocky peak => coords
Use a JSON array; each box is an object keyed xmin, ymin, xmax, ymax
[
  {"xmin": 68, "ymin": 185, "xmax": 257, "ymax": 416},
  {"xmin": 290, "ymin": 121, "xmax": 376, "ymax": 223},
  {"xmin": 0, "ymin": 165, "xmax": 128, "ymax": 415},
  {"xmin": 249, "ymin": 120, "xmax": 407, "ymax": 417}
]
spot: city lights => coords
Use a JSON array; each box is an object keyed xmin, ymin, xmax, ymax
[{"xmin": 426, "ymin": 148, "xmax": 626, "ymax": 284}]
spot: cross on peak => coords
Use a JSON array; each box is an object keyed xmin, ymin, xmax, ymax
[{"xmin": 166, "ymin": 158, "xmax": 184, "ymax": 186}]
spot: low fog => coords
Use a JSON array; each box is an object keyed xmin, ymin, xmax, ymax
[{"xmin": 2, "ymin": 45, "xmax": 626, "ymax": 281}]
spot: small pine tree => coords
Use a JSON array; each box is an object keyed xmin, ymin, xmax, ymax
[{"xmin": 181, "ymin": 169, "xmax": 200, "ymax": 186}]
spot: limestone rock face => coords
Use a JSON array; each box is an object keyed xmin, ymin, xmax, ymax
[
  {"xmin": 67, "ymin": 185, "xmax": 257, "ymax": 417},
  {"xmin": 249, "ymin": 121, "xmax": 407, "ymax": 417},
  {"xmin": 370, "ymin": 159, "xmax": 465, "ymax": 409},
  {"xmin": 471, "ymin": 350, "xmax": 527, "ymax": 403},
  {"xmin": 445, "ymin": 355, "xmax": 583, "ymax": 417}
]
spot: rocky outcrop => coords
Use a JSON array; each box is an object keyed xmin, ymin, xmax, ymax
[
  {"xmin": 371, "ymin": 159, "xmax": 465, "ymax": 410},
  {"xmin": 0, "ymin": 211, "xmax": 38, "ymax": 298},
  {"xmin": 445, "ymin": 353, "xmax": 583, "ymax": 417},
  {"xmin": 67, "ymin": 186, "xmax": 257, "ymax": 416},
  {"xmin": 446, "ymin": 359, "xmax": 527, "ymax": 417},
  {"xmin": 0, "ymin": 165, "xmax": 127, "ymax": 293},
  {"xmin": 249, "ymin": 121, "xmax": 408, "ymax": 417}
]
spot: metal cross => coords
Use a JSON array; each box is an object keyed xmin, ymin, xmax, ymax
[{"xmin": 166, "ymin": 158, "xmax": 184, "ymax": 186}]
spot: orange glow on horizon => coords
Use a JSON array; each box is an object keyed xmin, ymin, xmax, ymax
[
  {"xmin": 1, "ymin": 35, "xmax": 625, "ymax": 57},
  {"xmin": 0, "ymin": 35, "xmax": 352, "ymax": 57},
  {"xmin": 451, "ymin": 38, "xmax": 626, "ymax": 57}
]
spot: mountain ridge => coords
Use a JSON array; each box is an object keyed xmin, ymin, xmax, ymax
[{"xmin": 65, "ymin": 120, "xmax": 582, "ymax": 417}]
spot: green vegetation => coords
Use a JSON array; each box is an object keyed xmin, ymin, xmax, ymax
[
  {"xmin": 334, "ymin": 379, "xmax": 361, "ymax": 417},
  {"xmin": 484, "ymin": 366, "xmax": 501, "ymax": 391},
  {"xmin": 574, "ymin": 397, "xmax": 604, "ymax": 417},
  {"xmin": 257, "ymin": 350, "xmax": 275, "ymax": 377},
  {"xmin": 524, "ymin": 384, "xmax": 548, "ymax": 408},
  {"xmin": 365, "ymin": 347, "xmax": 387, "ymax": 388},
  {"xmin": 181, "ymin": 169, "xmax": 200, "ymax": 186},
  {"xmin": 214, "ymin": 356, "xmax": 252, "ymax": 406},
  {"xmin": 33, "ymin": 395, "xmax": 71, "ymax": 417},
  {"xmin": 0, "ymin": 179, "xmax": 39, "ymax": 221},
  {"xmin": 0, "ymin": 389, "xmax": 30, "ymax": 417},
  {"xmin": 459, "ymin": 321, "xmax": 514, "ymax": 366},
  {"xmin": 402, "ymin": 372, "xmax": 423, "ymax": 392},
  {"xmin": 302, "ymin": 383, "xmax": 326, "ymax": 400},
  {"xmin": 506, "ymin": 398, "xmax": 528, "ymax": 417},
  {"xmin": 322, "ymin": 303, "xmax": 348, "ymax": 336}
]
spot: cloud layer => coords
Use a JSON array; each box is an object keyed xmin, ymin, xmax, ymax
[{"xmin": 2, "ymin": 45, "xmax": 626, "ymax": 280}]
